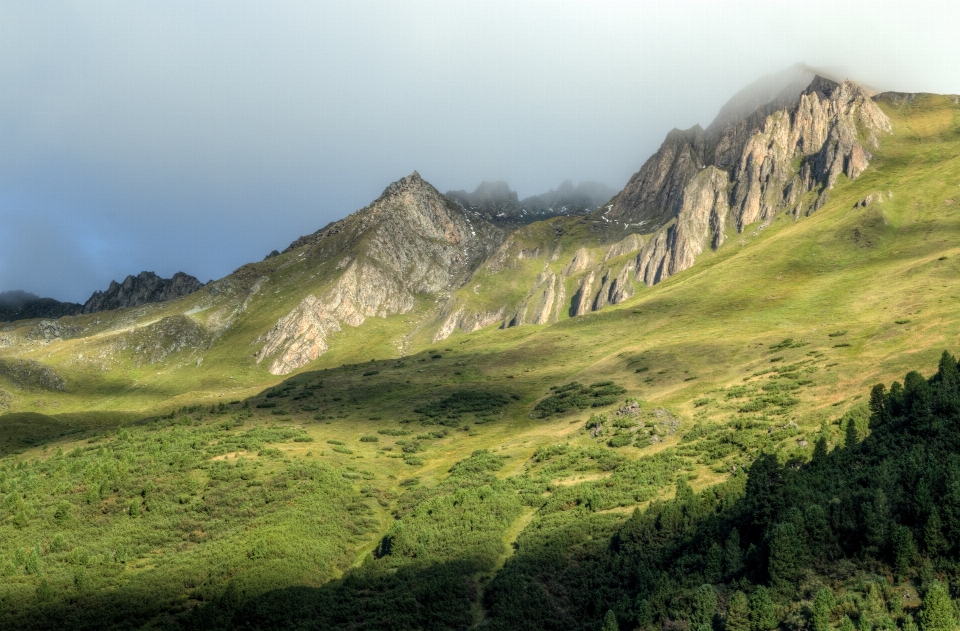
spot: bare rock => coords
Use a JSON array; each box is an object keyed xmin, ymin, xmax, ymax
[
  {"xmin": 82, "ymin": 271, "xmax": 205, "ymax": 314},
  {"xmin": 258, "ymin": 172, "xmax": 504, "ymax": 374},
  {"xmin": 607, "ymin": 74, "xmax": 892, "ymax": 289},
  {"xmin": 0, "ymin": 358, "xmax": 65, "ymax": 391},
  {"xmin": 854, "ymin": 192, "xmax": 884, "ymax": 208},
  {"xmin": 26, "ymin": 320, "xmax": 82, "ymax": 342},
  {"xmin": 563, "ymin": 248, "xmax": 592, "ymax": 276},
  {"xmin": 569, "ymin": 271, "xmax": 596, "ymax": 317}
]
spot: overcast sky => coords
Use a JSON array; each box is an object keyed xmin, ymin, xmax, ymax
[{"xmin": 2, "ymin": 0, "xmax": 959, "ymax": 302}]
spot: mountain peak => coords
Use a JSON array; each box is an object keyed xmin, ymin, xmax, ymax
[
  {"xmin": 706, "ymin": 64, "xmax": 828, "ymax": 134},
  {"xmin": 378, "ymin": 171, "xmax": 431, "ymax": 200}
]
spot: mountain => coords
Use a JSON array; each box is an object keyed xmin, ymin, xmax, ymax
[
  {"xmin": 0, "ymin": 272, "xmax": 205, "ymax": 324},
  {"xmin": 1, "ymin": 70, "xmax": 960, "ymax": 630},
  {"xmin": 0, "ymin": 291, "xmax": 81, "ymax": 322},
  {"xmin": 446, "ymin": 179, "xmax": 615, "ymax": 228},
  {"xmin": 606, "ymin": 75, "xmax": 890, "ymax": 285},
  {"xmin": 81, "ymin": 271, "xmax": 205, "ymax": 314},
  {"xmin": 254, "ymin": 171, "xmax": 504, "ymax": 374}
]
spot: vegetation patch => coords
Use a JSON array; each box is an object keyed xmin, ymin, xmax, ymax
[
  {"xmin": 532, "ymin": 381, "xmax": 627, "ymax": 417},
  {"xmin": 414, "ymin": 390, "xmax": 510, "ymax": 422}
]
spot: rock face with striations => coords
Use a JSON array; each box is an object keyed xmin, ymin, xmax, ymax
[
  {"xmin": 257, "ymin": 172, "xmax": 504, "ymax": 375},
  {"xmin": 81, "ymin": 271, "xmax": 205, "ymax": 314},
  {"xmin": 604, "ymin": 71, "xmax": 891, "ymax": 287}
]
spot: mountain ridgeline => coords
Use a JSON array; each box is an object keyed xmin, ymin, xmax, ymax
[
  {"xmin": 2, "ymin": 67, "xmax": 960, "ymax": 631},
  {"xmin": 0, "ymin": 72, "xmax": 892, "ymax": 376},
  {"xmin": 0, "ymin": 272, "xmax": 205, "ymax": 323},
  {"xmin": 445, "ymin": 180, "xmax": 617, "ymax": 228},
  {"xmin": 257, "ymin": 73, "xmax": 892, "ymax": 373}
]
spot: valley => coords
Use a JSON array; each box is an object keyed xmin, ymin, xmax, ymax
[{"xmin": 1, "ymin": 75, "xmax": 960, "ymax": 630}]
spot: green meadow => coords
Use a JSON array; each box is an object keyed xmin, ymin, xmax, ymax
[{"xmin": 0, "ymin": 94, "xmax": 959, "ymax": 628}]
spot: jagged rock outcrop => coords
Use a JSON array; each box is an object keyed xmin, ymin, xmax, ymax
[
  {"xmin": 605, "ymin": 73, "xmax": 890, "ymax": 289},
  {"xmin": 433, "ymin": 306, "xmax": 507, "ymax": 343},
  {"xmin": 26, "ymin": 320, "xmax": 82, "ymax": 342},
  {"xmin": 636, "ymin": 167, "xmax": 730, "ymax": 285},
  {"xmin": 0, "ymin": 291, "xmax": 81, "ymax": 323},
  {"xmin": 501, "ymin": 271, "xmax": 566, "ymax": 328},
  {"xmin": 258, "ymin": 172, "xmax": 504, "ymax": 374},
  {"xmin": 82, "ymin": 271, "xmax": 205, "ymax": 314},
  {"xmin": 570, "ymin": 271, "xmax": 596, "ymax": 317}
]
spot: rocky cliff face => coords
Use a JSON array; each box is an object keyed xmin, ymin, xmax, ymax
[
  {"xmin": 82, "ymin": 271, "xmax": 205, "ymax": 314},
  {"xmin": 604, "ymin": 75, "xmax": 890, "ymax": 289},
  {"xmin": 257, "ymin": 172, "xmax": 504, "ymax": 375},
  {"xmin": 437, "ymin": 73, "xmax": 894, "ymax": 333}
]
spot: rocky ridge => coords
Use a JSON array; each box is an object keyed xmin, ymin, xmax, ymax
[
  {"xmin": 446, "ymin": 180, "xmax": 615, "ymax": 229},
  {"xmin": 82, "ymin": 271, "xmax": 205, "ymax": 314},
  {"xmin": 431, "ymin": 74, "xmax": 893, "ymax": 338},
  {"xmin": 600, "ymin": 75, "xmax": 890, "ymax": 287},
  {"xmin": 256, "ymin": 172, "xmax": 504, "ymax": 374}
]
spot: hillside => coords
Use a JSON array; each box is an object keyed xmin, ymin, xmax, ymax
[{"xmin": 0, "ymin": 78, "xmax": 959, "ymax": 629}]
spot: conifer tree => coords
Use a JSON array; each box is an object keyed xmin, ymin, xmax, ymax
[
  {"xmin": 601, "ymin": 609, "xmax": 620, "ymax": 631},
  {"xmin": 768, "ymin": 522, "xmax": 804, "ymax": 591},
  {"xmin": 635, "ymin": 598, "xmax": 653, "ymax": 628},
  {"xmin": 919, "ymin": 581, "xmax": 955, "ymax": 631},
  {"xmin": 812, "ymin": 588, "xmax": 836, "ymax": 631},
  {"xmin": 892, "ymin": 525, "xmax": 916, "ymax": 580},
  {"xmin": 725, "ymin": 530, "xmax": 744, "ymax": 577},
  {"xmin": 925, "ymin": 509, "xmax": 947, "ymax": 557},
  {"xmin": 705, "ymin": 543, "xmax": 723, "ymax": 583},
  {"xmin": 692, "ymin": 584, "xmax": 717, "ymax": 629},
  {"xmin": 839, "ymin": 616, "xmax": 855, "ymax": 631},
  {"xmin": 726, "ymin": 591, "xmax": 750, "ymax": 631},
  {"xmin": 750, "ymin": 586, "xmax": 777, "ymax": 631}
]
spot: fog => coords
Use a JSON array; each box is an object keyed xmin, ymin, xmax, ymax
[{"xmin": 2, "ymin": 0, "xmax": 959, "ymax": 301}]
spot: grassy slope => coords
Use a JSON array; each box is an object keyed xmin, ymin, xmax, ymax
[{"xmin": 0, "ymin": 94, "xmax": 958, "ymax": 627}]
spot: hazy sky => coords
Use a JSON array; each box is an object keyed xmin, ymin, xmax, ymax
[{"xmin": 2, "ymin": 0, "xmax": 959, "ymax": 302}]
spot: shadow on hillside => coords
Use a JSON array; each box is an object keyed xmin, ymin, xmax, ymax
[{"xmin": 4, "ymin": 557, "xmax": 490, "ymax": 631}]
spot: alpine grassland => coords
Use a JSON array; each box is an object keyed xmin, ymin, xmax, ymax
[{"xmin": 1, "ymin": 93, "xmax": 960, "ymax": 628}]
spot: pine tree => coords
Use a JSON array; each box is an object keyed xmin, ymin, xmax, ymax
[
  {"xmin": 925, "ymin": 509, "xmax": 947, "ymax": 557},
  {"xmin": 812, "ymin": 588, "xmax": 836, "ymax": 631},
  {"xmin": 635, "ymin": 598, "xmax": 653, "ymax": 628},
  {"xmin": 691, "ymin": 584, "xmax": 717, "ymax": 629},
  {"xmin": 601, "ymin": 609, "xmax": 620, "ymax": 631},
  {"xmin": 725, "ymin": 530, "xmax": 744, "ymax": 577},
  {"xmin": 813, "ymin": 436, "xmax": 829, "ymax": 462},
  {"xmin": 892, "ymin": 525, "xmax": 916, "ymax": 581},
  {"xmin": 750, "ymin": 586, "xmax": 777, "ymax": 631},
  {"xmin": 869, "ymin": 383, "xmax": 888, "ymax": 425},
  {"xmin": 839, "ymin": 616, "xmax": 855, "ymax": 631},
  {"xmin": 919, "ymin": 581, "xmax": 955, "ymax": 631},
  {"xmin": 768, "ymin": 522, "xmax": 804, "ymax": 592},
  {"xmin": 705, "ymin": 543, "xmax": 723, "ymax": 583},
  {"xmin": 863, "ymin": 582, "xmax": 885, "ymax": 618},
  {"xmin": 902, "ymin": 614, "xmax": 918, "ymax": 631},
  {"xmin": 845, "ymin": 416, "xmax": 861, "ymax": 448},
  {"xmin": 726, "ymin": 591, "xmax": 750, "ymax": 631}
]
